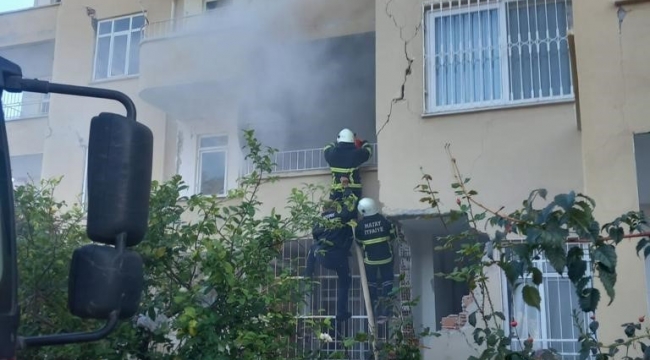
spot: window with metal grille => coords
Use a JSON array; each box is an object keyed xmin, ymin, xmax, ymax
[
  {"xmin": 275, "ymin": 238, "xmax": 399, "ymax": 359},
  {"xmin": 424, "ymin": 0, "xmax": 574, "ymax": 114},
  {"xmin": 502, "ymin": 243, "xmax": 590, "ymax": 359},
  {"xmin": 93, "ymin": 13, "xmax": 146, "ymax": 80}
]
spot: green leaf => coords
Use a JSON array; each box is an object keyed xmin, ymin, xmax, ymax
[
  {"xmin": 468, "ymin": 311, "xmax": 477, "ymax": 327},
  {"xmin": 499, "ymin": 261, "xmax": 523, "ymax": 286},
  {"xmin": 530, "ymin": 267, "xmax": 543, "ymax": 286},
  {"xmin": 597, "ymin": 263, "xmax": 617, "ymax": 305},
  {"xmin": 492, "ymin": 311, "xmax": 506, "ymax": 321},
  {"xmin": 578, "ymin": 288, "xmax": 601, "ymax": 312},
  {"xmin": 522, "ymin": 285, "xmax": 542, "ymax": 310},
  {"xmin": 637, "ymin": 238, "xmax": 649, "ymax": 257},
  {"xmin": 608, "ymin": 226, "xmax": 625, "ymax": 244},
  {"xmin": 554, "ymin": 191, "xmax": 576, "ymax": 211},
  {"xmin": 594, "ymin": 244, "xmax": 617, "ymax": 271},
  {"xmin": 543, "ymin": 245, "xmax": 567, "ymax": 275},
  {"xmin": 567, "ymin": 247, "xmax": 588, "ymax": 283}
]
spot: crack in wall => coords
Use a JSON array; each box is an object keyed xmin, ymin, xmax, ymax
[{"xmin": 376, "ymin": 0, "xmax": 422, "ymax": 137}]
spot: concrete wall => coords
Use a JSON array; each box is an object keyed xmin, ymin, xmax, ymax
[
  {"xmin": 374, "ymin": 0, "xmax": 650, "ymax": 356},
  {"xmin": 38, "ymin": 0, "xmax": 173, "ymax": 201},
  {"xmin": 0, "ymin": 4, "xmax": 59, "ymax": 48},
  {"xmin": 573, "ymin": 0, "xmax": 650, "ymax": 345}
]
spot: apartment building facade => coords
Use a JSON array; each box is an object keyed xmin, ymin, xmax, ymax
[{"xmin": 1, "ymin": 0, "xmax": 649, "ymax": 359}]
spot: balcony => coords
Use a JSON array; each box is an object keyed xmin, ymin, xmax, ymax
[
  {"xmin": 241, "ymin": 143, "xmax": 378, "ymax": 177},
  {"xmin": 0, "ymin": 3, "xmax": 59, "ymax": 48},
  {"xmin": 138, "ymin": 0, "xmax": 375, "ymax": 118},
  {"xmin": 2, "ymin": 91, "xmax": 49, "ymax": 121}
]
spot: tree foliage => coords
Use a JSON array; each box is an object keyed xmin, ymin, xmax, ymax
[{"xmin": 417, "ymin": 145, "xmax": 650, "ymax": 360}]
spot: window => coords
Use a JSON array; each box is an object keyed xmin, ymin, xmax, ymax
[
  {"xmin": 93, "ymin": 13, "xmax": 145, "ymax": 80},
  {"xmin": 424, "ymin": 0, "xmax": 574, "ymax": 113},
  {"xmin": 205, "ymin": 0, "xmax": 232, "ymax": 11},
  {"xmin": 197, "ymin": 135, "xmax": 228, "ymax": 196},
  {"xmin": 503, "ymin": 243, "xmax": 590, "ymax": 358},
  {"xmin": 10, "ymin": 154, "xmax": 43, "ymax": 188}
]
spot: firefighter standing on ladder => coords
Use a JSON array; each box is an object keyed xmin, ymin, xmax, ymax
[
  {"xmin": 323, "ymin": 128, "xmax": 373, "ymax": 206},
  {"xmin": 304, "ymin": 186, "xmax": 358, "ymax": 322},
  {"xmin": 355, "ymin": 197, "xmax": 397, "ymax": 324}
]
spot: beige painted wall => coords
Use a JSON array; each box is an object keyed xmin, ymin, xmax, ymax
[
  {"xmin": 39, "ymin": 0, "xmax": 173, "ymax": 201},
  {"xmin": 573, "ymin": 0, "xmax": 650, "ymax": 346},
  {"xmin": 0, "ymin": 4, "xmax": 59, "ymax": 48},
  {"xmin": 375, "ymin": 0, "xmax": 650, "ymax": 356}
]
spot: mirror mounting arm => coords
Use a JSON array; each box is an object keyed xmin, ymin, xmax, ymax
[
  {"xmin": 17, "ymin": 311, "xmax": 119, "ymax": 349},
  {"xmin": 5, "ymin": 76, "xmax": 136, "ymax": 120}
]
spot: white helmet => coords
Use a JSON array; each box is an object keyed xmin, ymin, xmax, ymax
[
  {"xmin": 337, "ymin": 128, "xmax": 355, "ymax": 143},
  {"xmin": 358, "ymin": 197, "xmax": 379, "ymax": 216}
]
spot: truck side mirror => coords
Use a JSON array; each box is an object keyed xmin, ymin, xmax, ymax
[
  {"xmin": 86, "ymin": 112, "xmax": 153, "ymax": 247},
  {"xmin": 67, "ymin": 112, "xmax": 153, "ymax": 320},
  {"xmin": 68, "ymin": 244, "xmax": 143, "ymax": 320}
]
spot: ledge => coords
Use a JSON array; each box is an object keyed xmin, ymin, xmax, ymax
[
  {"xmin": 422, "ymin": 97, "xmax": 575, "ymax": 119},
  {"xmin": 614, "ymin": 0, "xmax": 650, "ymax": 6}
]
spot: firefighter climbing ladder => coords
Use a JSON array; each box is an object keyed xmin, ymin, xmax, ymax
[{"xmin": 356, "ymin": 221, "xmax": 417, "ymax": 360}]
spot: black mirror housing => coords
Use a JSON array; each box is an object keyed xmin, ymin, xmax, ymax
[
  {"xmin": 68, "ymin": 244, "xmax": 143, "ymax": 320},
  {"xmin": 86, "ymin": 113, "xmax": 153, "ymax": 247}
]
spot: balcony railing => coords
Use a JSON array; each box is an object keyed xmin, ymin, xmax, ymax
[
  {"xmin": 240, "ymin": 143, "xmax": 378, "ymax": 177},
  {"xmin": 143, "ymin": 10, "xmax": 233, "ymax": 40},
  {"xmin": 2, "ymin": 92, "xmax": 50, "ymax": 121}
]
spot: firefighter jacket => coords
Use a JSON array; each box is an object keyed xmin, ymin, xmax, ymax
[
  {"xmin": 354, "ymin": 214, "xmax": 397, "ymax": 265},
  {"xmin": 312, "ymin": 198, "xmax": 356, "ymax": 251},
  {"xmin": 323, "ymin": 141, "xmax": 372, "ymax": 191}
]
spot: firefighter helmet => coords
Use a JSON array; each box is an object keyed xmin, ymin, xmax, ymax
[
  {"xmin": 358, "ymin": 197, "xmax": 378, "ymax": 216},
  {"xmin": 337, "ymin": 128, "xmax": 355, "ymax": 143}
]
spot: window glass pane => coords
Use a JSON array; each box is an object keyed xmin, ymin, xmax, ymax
[
  {"xmin": 111, "ymin": 34, "xmax": 128, "ymax": 77},
  {"xmin": 129, "ymin": 30, "xmax": 141, "ymax": 75},
  {"xmin": 132, "ymin": 15, "xmax": 145, "ymax": 30},
  {"xmin": 432, "ymin": 8, "xmax": 500, "ymax": 107},
  {"xmin": 200, "ymin": 151, "xmax": 226, "ymax": 195},
  {"xmin": 98, "ymin": 21, "xmax": 112, "ymax": 35},
  {"xmin": 200, "ymin": 136, "xmax": 228, "ymax": 148},
  {"xmin": 507, "ymin": 1, "xmax": 571, "ymax": 100},
  {"xmin": 94, "ymin": 36, "xmax": 111, "ymax": 79},
  {"xmin": 10, "ymin": 154, "xmax": 43, "ymax": 187},
  {"xmin": 114, "ymin": 17, "xmax": 131, "ymax": 32}
]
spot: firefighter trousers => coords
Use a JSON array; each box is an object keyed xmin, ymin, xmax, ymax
[
  {"xmin": 304, "ymin": 243, "xmax": 352, "ymax": 319},
  {"xmin": 365, "ymin": 261, "xmax": 394, "ymax": 318}
]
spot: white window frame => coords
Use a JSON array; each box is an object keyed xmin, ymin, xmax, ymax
[
  {"xmin": 93, "ymin": 13, "xmax": 146, "ymax": 81},
  {"xmin": 500, "ymin": 242, "xmax": 591, "ymax": 357},
  {"xmin": 195, "ymin": 134, "xmax": 228, "ymax": 197},
  {"xmin": 422, "ymin": 0, "xmax": 574, "ymax": 115}
]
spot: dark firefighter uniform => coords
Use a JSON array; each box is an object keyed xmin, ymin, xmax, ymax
[
  {"xmin": 304, "ymin": 192, "xmax": 357, "ymax": 321},
  {"xmin": 355, "ymin": 213, "xmax": 397, "ymax": 319},
  {"xmin": 324, "ymin": 140, "xmax": 372, "ymax": 201}
]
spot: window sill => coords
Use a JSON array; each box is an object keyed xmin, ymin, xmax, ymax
[
  {"xmin": 422, "ymin": 97, "xmax": 575, "ymax": 118},
  {"xmin": 90, "ymin": 74, "xmax": 139, "ymax": 85},
  {"xmin": 4, "ymin": 114, "xmax": 48, "ymax": 122}
]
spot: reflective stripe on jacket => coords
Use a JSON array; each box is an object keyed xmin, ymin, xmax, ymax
[
  {"xmin": 324, "ymin": 141, "xmax": 372, "ymax": 189},
  {"xmin": 354, "ymin": 214, "xmax": 396, "ymax": 265}
]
